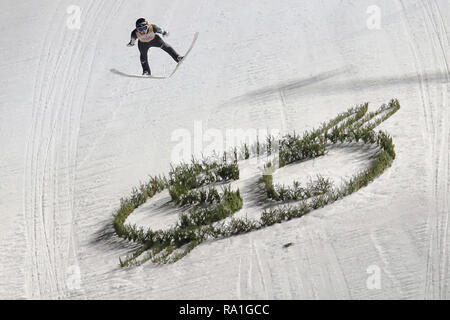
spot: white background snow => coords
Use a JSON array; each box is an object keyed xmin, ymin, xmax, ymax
[{"xmin": 0, "ymin": 0, "xmax": 449, "ymax": 299}]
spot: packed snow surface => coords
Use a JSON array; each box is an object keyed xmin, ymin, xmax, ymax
[{"xmin": 0, "ymin": 0, "xmax": 449, "ymax": 299}]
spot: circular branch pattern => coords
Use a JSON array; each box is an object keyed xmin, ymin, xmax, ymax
[{"xmin": 112, "ymin": 99, "xmax": 400, "ymax": 267}]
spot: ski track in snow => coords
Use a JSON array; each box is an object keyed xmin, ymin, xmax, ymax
[
  {"xmin": 398, "ymin": 0, "xmax": 450, "ymax": 299},
  {"xmin": 23, "ymin": 0, "xmax": 125, "ymax": 299},
  {"xmin": 1, "ymin": 0, "xmax": 449, "ymax": 299}
]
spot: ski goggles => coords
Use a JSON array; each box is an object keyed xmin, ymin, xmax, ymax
[{"xmin": 137, "ymin": 25, "xmax": 148, "ymax": 32}]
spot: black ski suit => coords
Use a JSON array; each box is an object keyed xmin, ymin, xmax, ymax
[{"xmin": 129, "ymin": 24, "xmax": 180, "ymax": 74}]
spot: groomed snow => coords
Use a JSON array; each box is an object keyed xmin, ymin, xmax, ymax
[{"xmin": 0, "ymin": 0, "xmax": 449, "ymax": 299}]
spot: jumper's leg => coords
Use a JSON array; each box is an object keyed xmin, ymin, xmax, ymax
[
  {"xmin": 153, "ymin": 36, "xmax": 181, "ymax": 62},
  {"xmin": 138, "ymin": 42, "xmax": 151, "ymax": 74},
  {"xmin": 160, "ymin": 42, "xmax": 181, "ymax": 62}
]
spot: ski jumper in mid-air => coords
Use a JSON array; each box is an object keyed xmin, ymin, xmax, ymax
[{"xmin": 127, "ymin": 18, "xmax": 183, "ymax": 75}]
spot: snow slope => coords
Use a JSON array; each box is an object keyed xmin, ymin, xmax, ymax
[{"xmin": 0, "ymin": 0, "xmax": 449, "ymax": 299}]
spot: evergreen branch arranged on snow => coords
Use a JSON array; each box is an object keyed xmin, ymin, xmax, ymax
[
  {"xmin": 261, "ymin": 173, "xmax": 333, "ymax": 202},
  {"xmin": 259, "ymin": 99, "xmax": 400, "ymax": 226},
  {"xmin": 113, "ymin": 158, "xmax": 242, "ymax": 267},
  {"xmin": 118, "ymin": 187, "xmax": 243, "ymax": 267},
  {"xmin": 168, "ymin": 157, "xmax": 239, "ymax": 204},
  {"xmin": 113, "ymin": 175, "xmax": 167, "ymax": 240},
  {"xmin": 112, "ymin": 99, "xmax": 400, "ymax": 267}
]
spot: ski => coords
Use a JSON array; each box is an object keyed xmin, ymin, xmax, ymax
[
  {"xmin": 110, "ymin": 69, "xmax": 167, "ymax": 79},
  {"xmin": 111, "ymin": 32, "xmax": 199, "ymax": 79}
]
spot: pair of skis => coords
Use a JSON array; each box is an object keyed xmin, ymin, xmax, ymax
[{"xmin": 111, "ymin": 32, "xmax": 199, "ymax": 79}]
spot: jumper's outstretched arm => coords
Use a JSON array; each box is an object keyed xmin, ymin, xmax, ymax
[
  {"xmin": 152, "ymin": 24, "xmax": 169, "ymax": 37},
  {"xmin": 127, "ymin": 30, "xmax": 137, "ymax": 46}
]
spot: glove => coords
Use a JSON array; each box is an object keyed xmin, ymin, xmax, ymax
[
  {"xmin": 162, "ymin": 30, "xmax": 169, "ymax": 37},
  {"xmin": 127, "ymin": 40, "xmax": 135, "ymax": 47}
]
